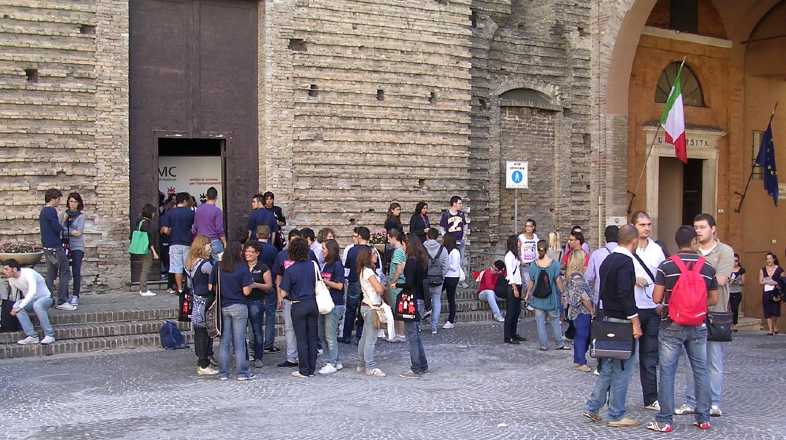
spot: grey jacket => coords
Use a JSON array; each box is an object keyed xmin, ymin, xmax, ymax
[{"xmin": 424, "ymin": 239, "xmax": 449, "ymax": 278}]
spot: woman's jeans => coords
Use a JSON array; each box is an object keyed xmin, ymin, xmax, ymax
[
  {"xmin": 15, "ymin": 296, "xmax": 54, "ymax": 338},
  {"xmin": 219, "ymin": 303, "xmax": 250, "ymax": 377},
  {"xmin": 291, "ymin": 299, "xmax": 319, "ymax": 376},
  {"xmin": 478, "ymin": 289, "xmax": 502, "ymax": 318},
  {"xmin": 430, "ymin": 285, "xmax": 442, "ymax": 331},
  {"xmin": 573, "ymin": 313, "xmax": 591, "ymax": 365},
  {"xmin": 729, "ymin": 292, "xmax": 742, "ymax": 325},
  {"xmin": 535, "ymin": 308, "xmax": 563, "ymax": 349},
  {"xmin": 138, "ymin": 253, "xmax": 153, "ymax": 292},
  {"xmin": 247, "ymin": 299, "xmax": 265, "ymax": 361},
  {"xmin": 405, "ymin": 300, "xmax": 429, "ymax": 374},
  {"xmin": 443, "ymin": 276, "xmax": 459, "ymax": 323},
  {"xmin": 262, "ymin": 291, "xmax": 277, "ymax": 350},
  {"xmin": 70, "ymin": 250, "xmax": 84, "ymax": 297},
  {"xmin": 504, "ymin": 285, "xmax": 521, "ymax": 339},
  {"xmin": 357, "ymin": 306, "xmax": 379, "ymax": 370},
  {"xmin": 320, "ymin": 304, "xmax": 345, "ymax": 365}
]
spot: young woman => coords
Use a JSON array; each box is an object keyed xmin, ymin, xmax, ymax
[
  {"xmin": 386, "ymin": 229, "xmax": 406, "ymax": 341},
  {"xmin": 441, "ymin": 234, "xmax": 461, "ymax": 330},
  {"xmin": 408, "ymin": 202, "xmax": 430, "ymax": 241},
  {"xmin": 62, "ymin": 192, "xmax": 86, "ymax": 307},
  {"xmin": 504, "ymin": 235, "xmax": 525, "ymax": 344},
  {"xmin": 729, "ymin": 253, "xmax": 746, "ymax": 332},
  {"xmin": 280, "ymin": 237, "xmax": 320, "ymax": 378},
  {"xmin": 356, "ymin": 246, "xmax": 387, "ymax": 377},
  {"xmin": 528, "ymin": 239, "xmax": 566, "ymax": 351},
  {"xmin": 319, "ymin": 239, "xmax": 345, "ymax": 375},
  {"xmin": 208, "ymin": 241, "xmax": 254, "ymax": 381},
  {"xmin": 760, "ymin": 252, "xmax": 782, "ymax": 336},
  {"xmin": 474, "ymin": 260, "xmax": 506, "ymax": 322},
  {"xmin": 244, "ymin": 243, "xmax": 273, "ymax": 368},
  {"xmin": 565, "ymin": 250, "xmax": 593, "ymax": 372},
  {"xmin": 384, "ymin": 203, "xmax": 403, "ymax": 234},
  {"xmin": 518, "ymin": 219, "xmax": 539, "ymax": 287},
  {"xmin": 185, "ymin": 235, "xmax": 215, "ymax": 375},
  {"xmin": 400, "ymin": 235, "xmax": 429, "ymax": 378},
  {"xmin": 134, "ymin": 204, "xmax": 160, "ymax": 297}
]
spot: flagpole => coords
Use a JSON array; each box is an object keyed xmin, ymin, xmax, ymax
[
  {"xmin": 628, "ymin": 57, "xmax": 687, "ymax": 215},
  {"xmin": 735, "ymin": 102, "xmax": 778, "ymax": 213}
]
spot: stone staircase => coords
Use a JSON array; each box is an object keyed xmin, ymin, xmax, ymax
[{"xmin": 0, "ymin": 287, "xmax": 504, "ymax": 360}]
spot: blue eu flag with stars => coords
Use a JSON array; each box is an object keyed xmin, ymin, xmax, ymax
[{"xmin": 755, "ymin": 119, "xmax": 779, "ymax": 206}]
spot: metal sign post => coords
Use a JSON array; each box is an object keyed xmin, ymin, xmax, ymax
[{"xmin": 506, "ymin": 161, "xmax": 529, "ymax": 234}]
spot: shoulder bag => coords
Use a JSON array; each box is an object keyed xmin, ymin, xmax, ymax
[
  {"xmin": 590, "ymin": 318, "xmax": 634, "ymax": 360},
  {"xmin": 314, "ymin": 261, "xmax": 335, "ymax": 315},
  {"xmin": 706, "ymin": 311, "xmax": 733, "ymax": 342},
  {"xmin": 128, "ymin": 219, "xmax": 150, "ymax": 255},
  {"xmin": 206, "ymin": 269, "xmax": 222, "ymax": 338}
]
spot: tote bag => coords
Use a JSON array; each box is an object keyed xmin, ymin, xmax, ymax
[
  {"xmin": 128, "ymin": 220, "xmax": 150, "ymax": 255},
  {"xmin": 313, "ymin": 262, "xmax": 334, "ymax": 315}
]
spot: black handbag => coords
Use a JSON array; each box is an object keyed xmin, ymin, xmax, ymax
[
  {"xmin": 590, "ymin": 319, "xmax": 634, "ymax": 360},
  {"xmin": 1, "ymin": 299, "xmax": 21, "ymax": 333},
  {"xmin": 706, "ymin": 311, "xmax": 733, "ymax": 342}
]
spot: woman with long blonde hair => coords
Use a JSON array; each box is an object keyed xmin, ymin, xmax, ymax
[
  {"xmin": 185, "ymin": 235, "xmax": 217, "ymax": 375},
  {"xmin": 565, "ymin": 249, "xmax": 594, "ymax": 372}
]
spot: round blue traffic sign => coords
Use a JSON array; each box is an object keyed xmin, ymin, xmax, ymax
[{"xmin": 511, "ymin": 170, "xmax": 523, "ymax": 183}]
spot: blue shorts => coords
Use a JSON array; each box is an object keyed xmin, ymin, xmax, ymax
[{"xmin": 168, "ymin": 244, "xmax": 191, "ymax": 274}]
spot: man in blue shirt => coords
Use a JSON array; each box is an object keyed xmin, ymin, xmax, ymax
[
  {"xmin": 39, "ymin": 188, "xmax": 75, "ymax": 310},
  {"xmin": 247, "ymin": 193, "xmax": 278, "ymax": 243},
  {"xmin": 253, "ymin": 224, "xmax": 280, "ymax": 353},
  {"xmin": 160, "ymin": 192, "xmax": 194, "ymax": 294},
  {"xmin": 339, "ymin": 226, "xmax": 380, "ymax": 344}
]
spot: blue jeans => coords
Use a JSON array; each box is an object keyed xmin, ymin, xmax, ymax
[
  {"xmin": 573, "ymin": 313, "xmax": 591, "ymax": 365},
  {"xmin": 683, "ymin": 340, "xmax": 725, "ymax": 408},
  {"xmin": 247, "ymin": 299, "xmax": 265, "ymax": 361},
  {"xmin": 262, "ymin": 292, "xmax": 277, "ymax": 350},
  {"xmin": 534, "ymin": 308, "xmax": 563, "ymax": 349},
  {"xmin": 357, "ymin": 306, "xmax": 378, "ymax": 370},
  {"xmin": 219, "ymin": 303, "xmax": 250, "ymax": 378},
  {"xmin": 283, "ymin": 299, "xmax": 298, "ymax": 363},
  {"xmin": 342, "ymin": 282, "xmax": 362, "ymax": 341},
  {"xmin": 15, "ymin": 296, "xmax": 54, "ymax": 338},
  {"xmin": 405, "ymin": 300, "xmax": 428, "ymax": 374},
  {"xmin": 210, "ymin": 239, "xmax": 224, "ymax": 262},
  {"xmin": 656, "ymin": 321, "xmax": 710, "ymax": 425},
  {"xmin": 319, "ymin": 304, "xmax": 345, "ymax": 365},
  {"xmin": 586, "ymin": 340, "xmax": 639, "ymax": 421},
  {"xmin": 430, "ymin": 285, "xmax": 442, "ymax": 331},
  {"xmin": 69, "ymin": 250, "xmax": 84, "ymax": 297},
  {"xmin": 478, "ymin": 290, "xmax": 502, "ymax": 318}
]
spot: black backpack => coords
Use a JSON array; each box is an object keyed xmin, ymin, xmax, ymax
[
  {"xmin": 494, "ymin": 272, "xmax": 510, "ymax": 300},
  {"xmin": 425, "ymin": 246, "xmax": 445, "ymax": 287},
  {"xmin": 532, "ymin": 267, "xmax": 551, "ymax": 299}
]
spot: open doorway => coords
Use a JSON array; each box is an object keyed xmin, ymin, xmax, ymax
[
  {"xmin": 158, "ymin": 138, "xmax": 225, "ymax": 210},
  {"xmin": 657, "ymin": 157, "xmax": 703, "ymax": 254}
]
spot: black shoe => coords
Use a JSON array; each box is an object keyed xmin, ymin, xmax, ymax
[
  {"xmin": 264, "ymin": 346, "xmax": 281, "ymax": 353},
  {"xmin": 513, "ymin": 335, "xmax": 527, "ymax": 342},
  {"xmin": 277, "ymin": 361, "xmax": 298, "ymax": 368},
  {"xmin": 504, "ymin": 338, "xmax": 521, "ymax": 345}
]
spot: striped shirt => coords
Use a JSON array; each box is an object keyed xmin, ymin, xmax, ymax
[{"xmin": 655, "ymin": 252, "xmax": 718, "ymax": 306}]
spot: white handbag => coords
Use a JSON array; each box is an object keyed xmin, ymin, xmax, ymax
[{"xmin": 313, "ymin": 262, "xmax": 335, "ymax": 315}]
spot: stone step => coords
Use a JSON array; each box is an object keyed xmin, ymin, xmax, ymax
[
  {"xmin": 0, "ymin": 331, "xmax": 195, "ymax": 360},
  {"xmin": 735, "ymin": 316, "xmax": 762, "ymax": 332},
  {"xmin": 0, "ymin": 320, "xmax": 190, "ymax": 345}
]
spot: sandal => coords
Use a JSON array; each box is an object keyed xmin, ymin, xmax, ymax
[
  {"xmin": 366, "ymin": 368, "xmax": 386, "ymax": 377},
  {"xmin": 647, "ymin": 422, "xmax": 673, "ymax": 432}
]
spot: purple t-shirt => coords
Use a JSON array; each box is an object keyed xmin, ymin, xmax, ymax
[{"xmin": 193, "ymin": 203, "xmax": 224, "ymax": 240}]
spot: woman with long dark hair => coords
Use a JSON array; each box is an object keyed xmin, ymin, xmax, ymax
[
  {"xmin": 440, "ymin": 234, "xmax": 461, "ymax": 330},
  {"xmin": 409, "ymin": 202, "xmax": 430, "ymax": 241},
  {"xmin": 356, "ymin": 246, "xmax": 386, "ymax": 377},
  {"xmin": 208, "ymin": 241, "xmax": 254, "ymax": 381},
  {"xmin": 760, "ymin": 251, "xmax": 782, "ymax": 335},
  {"xmin": 384, "ymin": 202, "xmax": 403, "ymax": 233},
  {"xmin": 280, "ymin": 237, "xmax": 320, "ymax": 377},
  {"xmin": 386, "ymin": 228, "xmax": 406, "ymax": 341},
  {"xmin": 318, "ymin": 239, "xmax": 345, "ymax": 374},
  {"xmin": 400, "ymin": 235, "xmax": 429, "ymax": 378},
  {"xmin": 729, "ymin": 253, "xmax": 745, "ymax": 332},
  {"xmin": 134, "ymin": 203, "xmax": 160, "ymax": 297},
  {"xmin": 503, "ymin": 234, "xmax": 524, "ymax": 344},
  {"xmin": 62, "ymin": 192, "xmax": 86, "ymax": 307}
]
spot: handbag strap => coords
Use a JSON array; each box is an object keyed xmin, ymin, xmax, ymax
[
  {"xmin": 313, "ymin": 261, "xmax": 323, "ymax": 282},
  {"xmin": 632, "ymin": 252, "xmax": 655, "ymax": 283}
]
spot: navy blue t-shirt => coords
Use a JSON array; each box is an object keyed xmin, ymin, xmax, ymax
[
  {"xmin": 272, "ymin": 248, "xmax": 290, "ymax": 280},
  {"xmin": 210, "ymin": 263, "xmax": 253, "ymax": 307},
  {"xmin": 258, "ymin": 241, "xmax": 278, "ymax": 269},
  {"xmin": 321, "ymin": 260, "xmax": 345, "ymax": 305},
  {"xmin": 280, "ymin": 260, "xmax": 317, "ymax": 302},
  {"xmin": 247, "ymin": 208, "xmax": 278, "ymax": 238},
  {"xmin": 162, "ymin": 207, "xmax": 194, "ymax": 246},
  {"xmin": 345, "ymin": 244, "xmax": 370, "ymax": 283}
]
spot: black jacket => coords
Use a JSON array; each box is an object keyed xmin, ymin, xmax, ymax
[{"xmin": 598, "ymin": 251, "xmax": 638, "ymax": 320}]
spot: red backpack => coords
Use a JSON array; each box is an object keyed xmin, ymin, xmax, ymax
[{"xmin": 668, "ymin": 255, "xmax": 708, "ymax": 326}]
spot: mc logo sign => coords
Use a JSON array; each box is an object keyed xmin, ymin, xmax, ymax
[{"xmin": 159, "ymin": 166, "xmax": 177, "ymax": 178}]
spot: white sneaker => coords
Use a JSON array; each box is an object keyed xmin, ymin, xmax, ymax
[
  {"xmin": 197, "ymin": 366, "xmax": 219, "ymax": 376},
  {"xmin": 335, "ymin": 362, "xmax": 344, "ymax": 371},
  {"xmin": 494, "ymin": 315, "xmax": 504, "ymax": 322},
  {"xmin": 319, "ymin": 364, "xmax": 338, "ymax": 375},
  {"xmin": 645, "ymin": 401, "xmax": 661, "ymax": 411},
  {"xmin": 317, "ymin": 348, "xmax": 324, "ymax": 355},
  {"xmin": 710, "ymin": 406, "xmax": 722, "ymax": 417},
  {"xmin": 674, "ymin": 404, "xmax": 695, "ymax": 415},
  {"xmin": 17, "ymin": 336, "xmax": 39, "ymax": 345},
  {"xmin": 139, "ymin": 290, "xmax": 157, "ymax": 297},
  {"xmin": 40, "ymin": 336, "xmax": 55, "ymax": 345},
  {"xmin": 55, "ymin": 303, "xmax": 77, "ymax": 311},
  {"xmin": 442, "ymin": 322, "xmax": 455, "ymax": 329}
]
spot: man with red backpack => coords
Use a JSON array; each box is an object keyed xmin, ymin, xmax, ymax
[{"xmin": 647, "ymin": 226, "xmax": 719, "ymax": 433}]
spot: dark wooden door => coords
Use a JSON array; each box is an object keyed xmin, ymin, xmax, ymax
[{"xmin": 130, "ymin": 0, "xmax": 259, "ymax": 244}]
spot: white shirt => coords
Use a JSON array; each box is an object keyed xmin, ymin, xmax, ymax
[
  {"xmin": 505, "ymin": 251, "xmax": 522, "ymax": 286},
  {"xmin": 9, "ymin": 268, "xmax": 51, "ymax": 310},
  {"xmin": 634, "ymin": 238, "xmax": 665, "ymax": 309},
  {"xmin": 310, "ymin": 241, "xmax": 324, "ymax": 269},
  {"xmin": 360, "ymin": 267, "xmax": 383, "ymax": 306},
  {"xmin": 445, "ymin": 248, "xmax": 462, "ymax": 278},
  {"xmin": 518, "ymin": 233, "xmax": 539, "ymax": 264}
]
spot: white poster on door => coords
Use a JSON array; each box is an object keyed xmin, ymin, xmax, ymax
[{"xmin": 158, "ymin": 156, "xmax": 222, "ymax": 208}]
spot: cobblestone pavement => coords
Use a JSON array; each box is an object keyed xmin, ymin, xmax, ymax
[{"xmin": 1, "ymin": 320, "xmax": 784, "ymax": 440}]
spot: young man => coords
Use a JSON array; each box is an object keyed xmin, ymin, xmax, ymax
[
  {"xmin": 3, "ymin": 259, "xmax": 56, "ymax": 344},
  {"xmin": 255, "ymin": 225, "xmax": 278, "ymax": 269},
  {"xmin": 160, "ymin": 192, "xmax": 194, "ymax": 294},
  {"xmin": 299, "ymin": 227, "xmax": 322, "ymax": 267},
  {"xmin": 39, "ymin": 188, "xmax": 75, "ymax": 310},
  {"xmin": 247, "ymin": 194, "xmax": 278, "ymax": 243},
  {"xmin": 255, "ymin": 225, "xmax": 280, "ymax": 353},
  {"xmin": 193, "ymin": 186, "xmax": 226, "ymax": 261},
  {"xmin": 647, "ymin": 226, "xmax": 718, "ymax": 433},
  {"xmin": 272, "ymin": 229, "xmax": 303, "ymax": 367},
  {"xmin": 263, "ymin": 192, "xmax": 286, "ymax": 249},
  {"xmin": 439, "ymin": 196, "xmax": 468, "ymax": 286},
  {"xmin": 585, "ymin": 225, "xmax": 619, "ymax": 307},
  {"xmin": 674, "ymin": 214, "xmax": 734, "ymax": 417},
  {"xmin": 423, "ymin": 228, "xmax": 449, "ymax": 322},
  {"xmin": 340, "ymin": 226, "xmax": 380, "ymax": 344},
  {"xmin": 631, "ymin": 210, "xmax": 666, "ymax": 411},
  {"xmin": 584, "ymin": 224, "xmax": 643, "ymax": 428}
]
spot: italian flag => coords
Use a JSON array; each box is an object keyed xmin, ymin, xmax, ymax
[{"xmin": 659, "ymin": 61, "xmax": 687, "ymax": 164}]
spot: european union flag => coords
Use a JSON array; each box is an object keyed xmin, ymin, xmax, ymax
[{"xmin": 755, "ymin": 119, "xmax": 779, "ymax": 206}]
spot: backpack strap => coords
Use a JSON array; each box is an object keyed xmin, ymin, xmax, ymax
[
  {"xmin": 670, "ymin": 255, "xmax": 688, "ymax": 274},
  {"xmin": 692, "ymin": 256, "xmax": 705, "ymax": 273}
]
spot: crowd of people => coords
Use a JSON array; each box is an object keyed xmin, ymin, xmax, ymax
[{"xmin": 2, "ymin": 187, "xmax": 785, "ymax": 432}]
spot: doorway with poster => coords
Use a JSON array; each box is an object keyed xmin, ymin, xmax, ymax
[
  {"xmin": 157, "ymin": 138, "xmax": 226, "ymax": 215},
  {"xmin": 657, "ymin": 157, "xmax": 703, "ymax": 255}
]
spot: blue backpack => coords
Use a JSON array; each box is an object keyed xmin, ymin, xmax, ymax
[{"xmin": 160, "ymin": 320, "xmax": 187, "ymax": 350}]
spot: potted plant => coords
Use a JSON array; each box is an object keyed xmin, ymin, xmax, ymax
[
  {"xmin": 368, "ymin": 229, "xmax": 387, "ymax": 254},
  {"xmin": 0, "ymin": 240, "xmax": 43, "ymax": 266}
]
